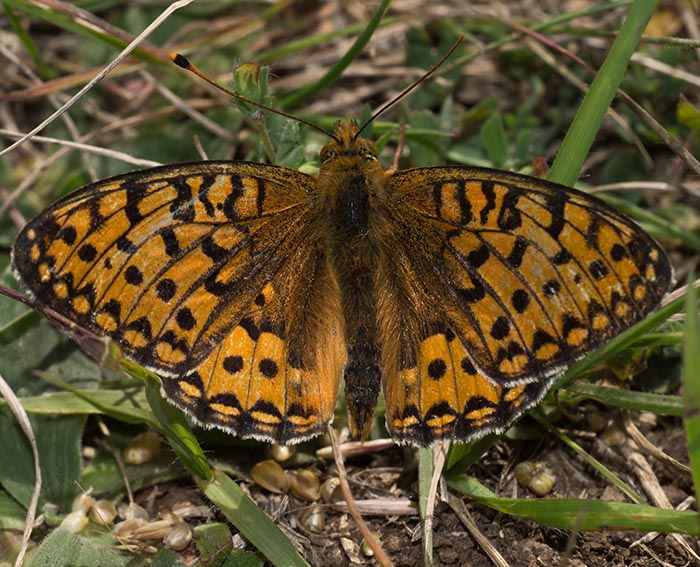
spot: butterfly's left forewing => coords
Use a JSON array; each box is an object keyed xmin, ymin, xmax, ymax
[
  {"xmin": 378, "ymin": 166, "xmax": 671, "ymax": 444},
  {"xmin": 13, "ymin": 162, "xmax": 310, "ymax": 375}
]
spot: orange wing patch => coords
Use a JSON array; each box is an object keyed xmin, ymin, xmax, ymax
[
  {"xmin": 161, "ymin": 239, "xmax": 347, "ymax": 443},
  {"xmin": 385, "ymin": 326, "xmax": 550, "ymax": 444}
]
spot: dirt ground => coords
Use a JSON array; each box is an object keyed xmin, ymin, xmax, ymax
[
  {"xmin": 307, "ymin": 422, "xmax": 693, "ymax": 566},
  {"xmin": 141, "ymin": 414, "xmax": 694, "ymax": 566},
  {"xmin": 302, "ymin": 419, "xmax": 693, "ymax": 566}
]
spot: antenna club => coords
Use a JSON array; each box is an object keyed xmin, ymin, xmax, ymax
[{"xmin": 171, "ymin": 53, "xmax": 191, "ymax": 69}]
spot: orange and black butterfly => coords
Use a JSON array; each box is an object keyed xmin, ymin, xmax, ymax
[{"xmin": 11, "ymin": 57, "xmax": 672, "ymax": 446}]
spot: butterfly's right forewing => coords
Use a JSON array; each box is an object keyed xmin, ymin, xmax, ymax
[{"xmin": 387, "ymin": 166, "xmax": 671, "ymax": 384}]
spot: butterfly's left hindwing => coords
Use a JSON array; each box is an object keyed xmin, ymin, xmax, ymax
[
  {"xmin": 162, "ymin": 237, "xmax": 346, "ymax": 443},
  {"xmin": 378, "ymin": 166, "xmax": 672, "ymax": 444}
]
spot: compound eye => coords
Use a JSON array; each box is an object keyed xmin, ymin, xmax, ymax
[{"xmin": 361, "ymin": 150, "xmax": 377, "ymax": 162}]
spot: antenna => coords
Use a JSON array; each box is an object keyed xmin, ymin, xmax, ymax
[
  {"xmin": 354, "ymin": 35, "xmax": 464, "ymax": 140},
  {"xmin": 172, "ymin": 35, "xmax": 463, "ymax": 145},
  {"xmin": 171, "ymin": 53, "xmax": 336, "ymax": 140}
]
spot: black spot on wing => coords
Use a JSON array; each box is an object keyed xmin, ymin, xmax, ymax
[
  {"xmin": 511, "ymin": 289, "xmax": 530, "ymax": 313},
  {"xmin": 223, "ymin": 355, "xmax": 244, "ymax": 374},
  {"xmin": 427, "ymin": 358, "xmax": 447, "ymax": 380},
  {"xmin": 124, "ymin": 265, "xmax": 144, "ymax": 286},
  {"xmin": 156, "ymin": 278, "xmax": 177, "ymax": 302},
  {"xmin": 77, "ymin": 244, "xmax": 97, "ymax": 262}
]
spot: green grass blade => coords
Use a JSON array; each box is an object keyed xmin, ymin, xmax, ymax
[
  {"xmin": 144, "ymin": 381, "xmax": 212, "ymax": 481},
  {"xmin": 547, "ymin": 0, "xmax": 658, "ymax": 185},
  {"xmin": 449, "ymin": 475, "xmax": 700, "ymax": 534},
  {"xmin": 448, "ymin": 478, "xmax": 700, "ymax": 537},
  {"xmin": 417, "ymin": 447, "xmax": 433, "ymax": 519},
  {"xmin": 31, "ymin": 372, "xmax": 156, "ymax": 425},
  {"xmin": 3, "ymin": 2, "xmax": 40, "ymax": 64},
  {"xmin": 255, "ymin": 18, "xmax": 399, "ymax": 63},
  {"xmin": 683, "ymin": 278, "xmax": 700, "ymax": 513},
  {"xmin": 199, "ymin": 470, "xmax": 311, "ymax": 567},
  {"xmin": 10, "ymin": 389, "xmax": 150, "ymax": 417},
  {"xmin": 563, "ymin": 382, "xmax": 683, "ymax": 416}
]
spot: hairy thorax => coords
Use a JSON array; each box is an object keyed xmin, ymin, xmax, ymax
[{"xmin": 315, "ymin": 121, "xmax": 389, "ymax": 439}]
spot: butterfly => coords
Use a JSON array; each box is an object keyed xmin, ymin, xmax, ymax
[
  {"xmin": 11, "ymin": 45, "xmax": 673, "ymax": 446},
  {"xmin": 11, "ymin": 114, "xmax": 673, "ymax": 446}
]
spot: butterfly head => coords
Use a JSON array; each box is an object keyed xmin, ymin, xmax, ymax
[{"xmin": 319, "ymin": 120, "xmax": 378, "ymax": 167}]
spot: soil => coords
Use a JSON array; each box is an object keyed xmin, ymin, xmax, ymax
[
  {"xmin": 142, "ymin": 412, "xmax": 695, "ymax": 566},
  {"xmin": 291, "ymin": 418, "xmax": 694, "ymax": 566}
]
